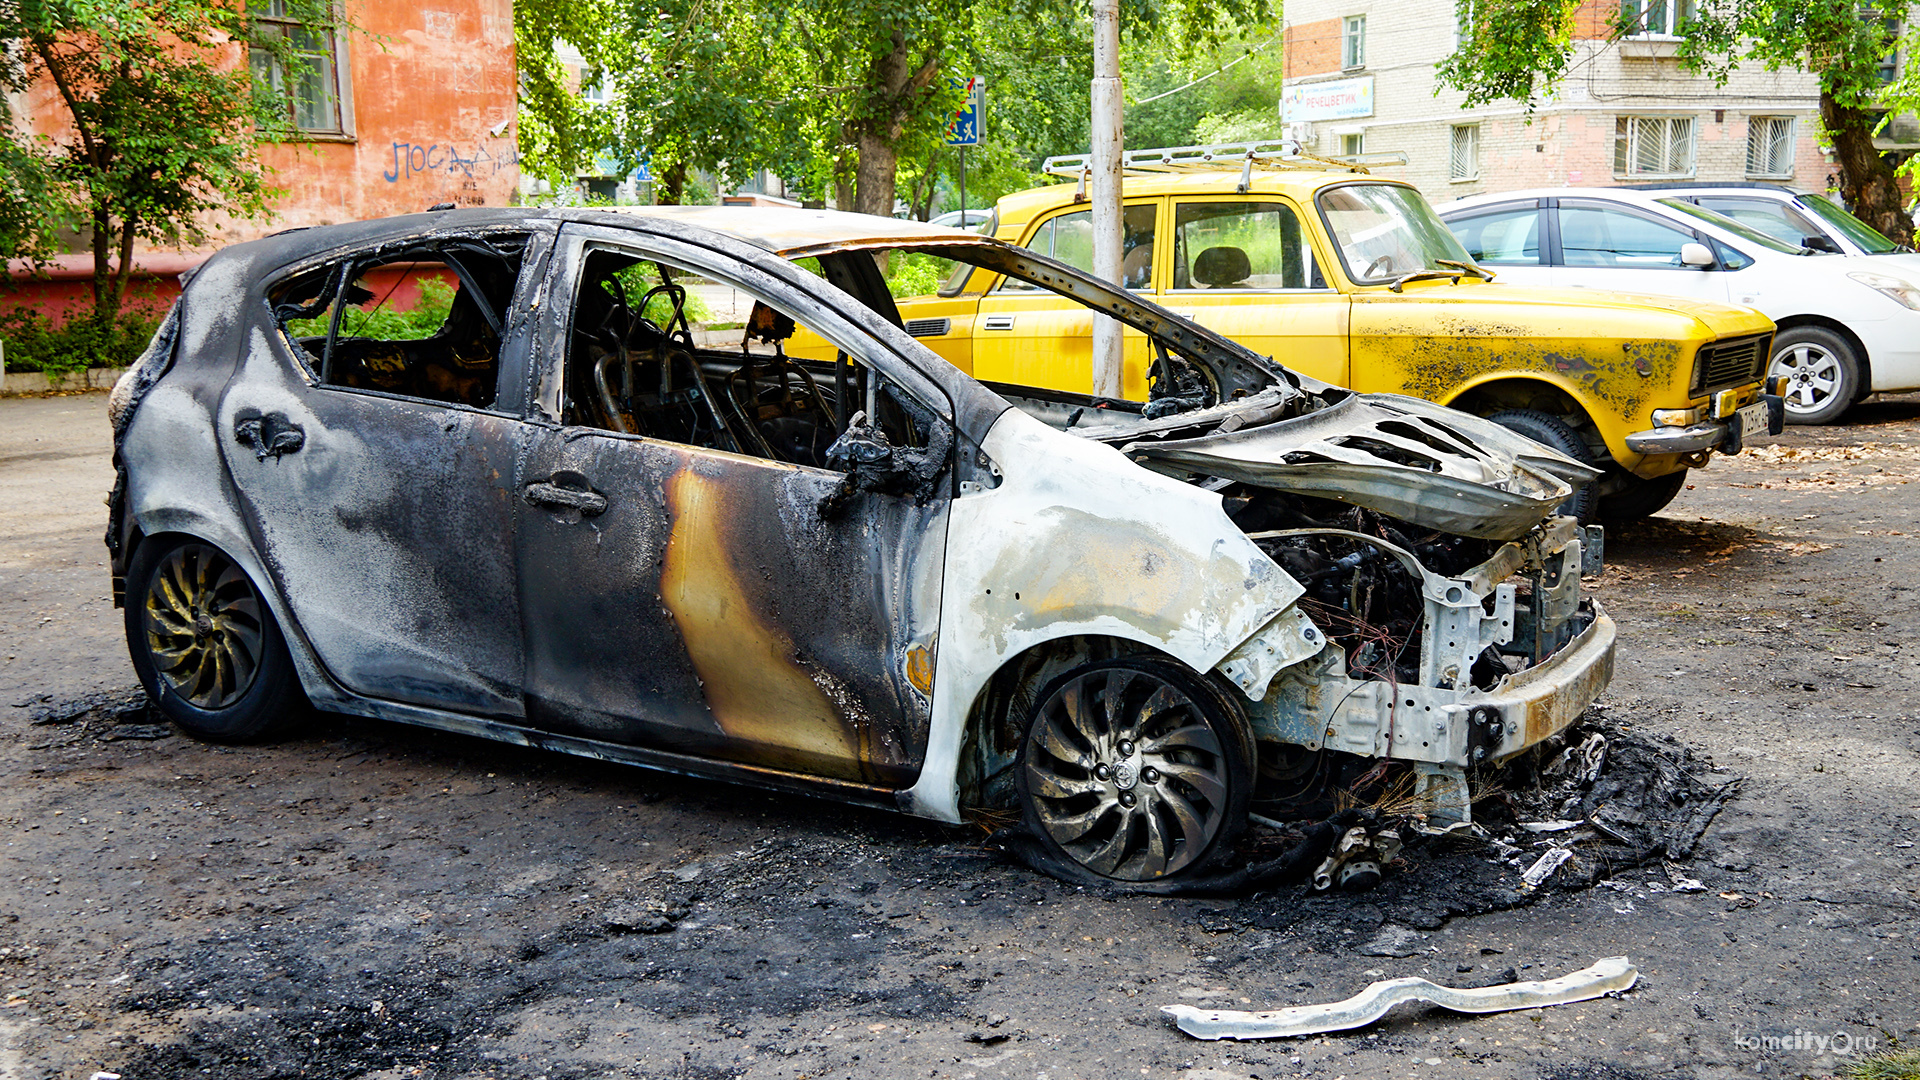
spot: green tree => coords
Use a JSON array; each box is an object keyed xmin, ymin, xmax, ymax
[
  {"xmin": 517, "ymin": 0, "xmax": 1278, "ymax": 217},
  {"xmin": 514, "ymin": 0, "xmax": 619, "ymax": 189},
  {"xmin": 1437, "ymin": 0, "xmax": 1920, "ymax": 244},
  {"xmin": 1, "ymin": 0, "xmax": 337, "ymax": 322}
]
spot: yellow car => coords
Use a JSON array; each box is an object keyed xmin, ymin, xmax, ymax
[{"xmin": 870, "ymin": 153, "xmax": 1780, "ymax": 522}]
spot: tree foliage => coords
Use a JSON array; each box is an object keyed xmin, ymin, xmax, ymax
[
  {"xmin": 517, "ymin": 0, "xmax": 1281, "ymax": 218},
  {"xmin": 1436, "ymin": 0, "xmax": 1920, "ymax": 243},
  {"xmin": 1, "ymin": 0, "xmax": 338, "ymax": 321}
]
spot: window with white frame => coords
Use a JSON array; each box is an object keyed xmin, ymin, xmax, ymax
[
  {"xmin": 1619, "ymin": 0, "xmax": 1693, "ymax": 37},
  {"xmin": 250, "ymin": 0, "xmax": 350, "ymax": 136},
  {"xmin": 1613, "ymin": 116, "xmax": 1694, "ymax": 177},
  {"xmin": 1343, "ymin": 15, "xmax": 1366, "ymax": 68},
  {"xmin": 1449, "ymin": 124, "xmax": 1480, "ymax": 181},
  {"xmin": 1745, "ymin": 116, "xmax": 1794, "ymax": 178},
  {"xmin": 1875, "ymin": 15, "xmax": 1901, "ymax": 84},
  {"xmin": 578, "ymin": 66, "xmax": 610, "ymax": 103},
  {"xmin": 1341, "ymin": 132, "xmax": 1366, "ymax": 158},
  {"xmin": 1453, "ymin": 0, "xmax": 1475, "ymax": 48}
]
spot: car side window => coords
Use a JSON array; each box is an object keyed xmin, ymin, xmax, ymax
[
  {"xmin": 1557, "ymin": 205, "xmax": 1699, "ymax": 269},
  {"xmin": 1169, "ymin": 202, "xmax": 1325, "ymax": 290},
  {"xmin": 270, "ymin": 238, "xmax": 526, "ymax": 408},
  {"xmin": 1000, "ymin": 205, "xmax": 1157, "ymax": 292},
  {"xmin": 1448, "ymin": 206, "xmax": 1543, "ymax": 266},
  {"xmin": 562, "ymin": 246, "xmax": 939, "ymax": 472},
  {"xmin": 1694, "ymin": 197, "xmax": 1821, "ymax": 248}
]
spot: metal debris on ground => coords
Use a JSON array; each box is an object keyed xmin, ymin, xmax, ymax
[
  {"xmin": 1162, "ymin": 955, "xmax": 1639, "ymax": 1040},
  {"xmin": 1475, "ymin": 716, "xmax": 1741, "ymax": 888},
  {"xmin": 1520, "ymin": 847, "xmax": 1574, "ymax": 887}
]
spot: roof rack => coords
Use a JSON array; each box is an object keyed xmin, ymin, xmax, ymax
[{"xmin": 1040, "ymin": 142, "xmax": 1410, "ymax": 195}]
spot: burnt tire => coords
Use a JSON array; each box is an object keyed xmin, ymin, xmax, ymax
[
  {"xmin": 1486, "ymin": 409, "xmax": 1598, "ymax": 524},
  {"xmin": 1015, "ymin": 656, "xmax": 1254, "ymax": 884},
  {"xmin": 1770, "ymin": 326, "xmax": 1862, "ymax": 425},
  {"xmin": 125, "ymin": 536, "xmax": 304, "ymax": 744},
  {"xmin": 1599, "ymin": 468, "xmax": 1688, "ymax": 524}
]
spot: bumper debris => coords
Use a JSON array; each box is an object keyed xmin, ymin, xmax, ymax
[{"xmin": 1163, "ymin": 955, "xmax": 1639, "ymax": 1040}]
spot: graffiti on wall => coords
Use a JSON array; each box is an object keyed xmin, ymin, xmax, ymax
[
  {"xmin": 382, "ymin": 140, "xmax": 520, "ymax": 183},
  {"xmin": 381, "ymin": 139, "xmax": 521, "ymax": 207}
]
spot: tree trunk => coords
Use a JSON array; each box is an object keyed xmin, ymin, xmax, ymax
[
  {"xmin": 1821, "ymin": 90, "xmax": 1915, "ymax": 246},
  {"xmin": 854, "ymin": 128, "xmax": 899, "ymax": 217},
  {"xmin": 104, "ymin": 215, "xmax": 136, "ymax": 323},
  {"xmin": 833, "ymin": 151, "xmax": 855, "ymax": 211},
  {"xmin": 849, "ymin": 29, "xmax": 942, "ymax": 218},
  {"xmin": 89, "ymin": 205, "xmax": 111, "ymax": 321},
  {"xmin": 656, "ymin": 160, "xmax": 687, "ymax": 205}
]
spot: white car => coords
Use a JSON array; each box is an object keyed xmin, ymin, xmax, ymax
[
  {"xmin": 1439, "ymin": 188, "xmax": 1920, "ymax": 424},
  {"xmin": 1627, "ymin": 183, "xmax": 1915, "ymax": 260}
]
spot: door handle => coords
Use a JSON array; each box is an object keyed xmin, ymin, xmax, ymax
[
  {"xmin": 525, "ymin": 479, "xmax": 608, "ymax": 517},
  {"xmin": 234, "ymin": 415, "xmax": 305, "ymax": 460},
  {"xmin": 982, "ymin": 314, "xmax": 1016, "ymax": 331}
]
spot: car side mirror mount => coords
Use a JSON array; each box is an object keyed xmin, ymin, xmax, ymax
[
  {"xmin": 819, "ymin": 399, "xmax": 953, "ymax": 517},
  {"xmin": 1679, "ymin": 242, "xmax": 1716, "ymax": 268},
  {"xmin": 1800, "ymin": 234, "xmax": 1842, "ymax": 254}
]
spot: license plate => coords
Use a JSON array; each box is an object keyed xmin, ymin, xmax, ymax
[{"xmin": 1735, "ymin": 400, "xmax": 1770, "ymax": 441}]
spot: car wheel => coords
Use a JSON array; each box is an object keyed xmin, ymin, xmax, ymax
[
  {"xmin": 125, "ymin": 536, "xmax": 304, "ymax": 743},
  {"xmin": 1770, "ymin": 326, "xmax": 1862, "ymax": 425},
  {"xmin": 1598, "ymin": 469, "xmax": 1688, "ymax": 524},
  {"xmin": 1016, "ymin": 657, "xmax": 1254, "ymax": 883},
  {"xmin": 1485, "ymin": 409, "xmax": 1598, "ymax": 524}
]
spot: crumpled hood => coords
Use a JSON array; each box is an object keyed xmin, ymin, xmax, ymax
[{"xmin": 1116, "ymin": 392, "xmax": 1599, "ymax": 540}]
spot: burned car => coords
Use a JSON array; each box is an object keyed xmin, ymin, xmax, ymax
[{"xmin": 107, "ymin": 205, "xmax": 1614, "ymax": 887}]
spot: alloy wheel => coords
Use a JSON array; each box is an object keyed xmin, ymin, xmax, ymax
[
  {"xmin": 142, "ymin": 543, "xmax": 266, "ymax": 710},
  {"xmin": 1772, "ymin": 341, "xmax": 1844, "ymax": 419},
  {"xmin": 1021, "ymin": 664, "xmax": 1238, "ymax": 881}
]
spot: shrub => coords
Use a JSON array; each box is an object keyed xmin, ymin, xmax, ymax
[
  {"xmin": 285, "ymin": 277, "xmax": 458, "ymax": 341},
  {"xmin": 0, "ymin": 306, "xmax": 165, "ymax": 377},
  {"xmin": 885, "ymin": 251, "xmax": 955, "ymax": 299}
]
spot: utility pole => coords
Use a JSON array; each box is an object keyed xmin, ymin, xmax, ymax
[{"xmin": 1089, "ymin": 0, "xmax": 1123, "ymax": 400}]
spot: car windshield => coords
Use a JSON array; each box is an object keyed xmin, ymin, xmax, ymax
[
  {"xmin": 1799, "ymin": 193, "xmax": 1904, "ymax": 254},
  {"xmin": 1315, "ymin": 183, "xmax": 1474, "ymax": 283},
  {"xmin": 1656, "ymin": 198, "xmax": 1808, "ymax": 255}
]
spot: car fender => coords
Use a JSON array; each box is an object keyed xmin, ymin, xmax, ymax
[
  {"xmin": 903, "ymin": 408, "xmax": 1306, "ymax": 822},
  {"xmin": 118, "ymin": 331, "xmax": 351, "ymax": 715}
]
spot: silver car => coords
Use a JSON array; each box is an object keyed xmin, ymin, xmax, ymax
[{"xmin": 108, "ymin": 206, "xmax": 1614, "ymax": 886}]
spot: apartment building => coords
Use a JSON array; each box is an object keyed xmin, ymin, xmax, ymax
[
  {"xmin": 6, "ymin": 1, "xmax": 519, "ymax": 320},
  {"xmin": 1279, "ymin": 0, "xmax": 1877, "ymax": 202}
]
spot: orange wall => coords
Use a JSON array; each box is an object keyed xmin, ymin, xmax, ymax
[
  {"xmin": 243, "ymin": 0, "xmax": 519, "ymax": 239},
  {"xmin": 1286, "ymin": 18, "xmax": 1345, "ymax": 79},
  {"xmin": 13, "ymin": 0, "xmax": 517, "ymax": 255},
  {"xmin": 1572, "ymin": 0, "xmax": 1616, "ymax": 40}
]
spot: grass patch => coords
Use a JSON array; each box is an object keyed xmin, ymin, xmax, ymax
[{"xmin": 1842, "ymin": 1047, "xmax": 1920, "ymax": 1080}]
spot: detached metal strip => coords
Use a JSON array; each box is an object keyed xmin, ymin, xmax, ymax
[{"xmin": 1162, "ymin": 956, "xmax": 1638, "ymax": 1040}]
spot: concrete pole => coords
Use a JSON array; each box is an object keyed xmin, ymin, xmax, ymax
[{"xmin": 1089, "ymin": 0, "xmax": 1124, "ymax": 400}]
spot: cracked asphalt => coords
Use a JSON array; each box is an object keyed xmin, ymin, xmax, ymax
[{"xmin": 1, "ymin": 390, "xmax": 1916, "ymax": 1080}]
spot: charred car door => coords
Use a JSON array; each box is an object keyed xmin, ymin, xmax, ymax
[
  {"xmin": 222, "ymin": 230, "xmax": 549, "ymax": 717},
  {"xmin": 512, "ymin": 226, "xmax": 951, "ymax": 787}
]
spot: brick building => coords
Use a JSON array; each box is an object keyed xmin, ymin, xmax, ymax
[
  {"xmin": 1278, "ymin": 0, "xmax": 1909, "ymax": 203},
  {"xmin": 5, "ymin": 1, "xmax": 520, "ymax": 321}
]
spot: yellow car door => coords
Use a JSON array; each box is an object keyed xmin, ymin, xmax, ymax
[
  {"xmin": 1157, "ymin": 197, "xmax": 1350, "ymax": 387},
  {"xmin": 972, "ymin": 201, "xmax": 1161, "ymax": 399}
]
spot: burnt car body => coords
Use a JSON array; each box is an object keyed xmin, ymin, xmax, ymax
[{"xmin": 108, "ymin": 206, "xmax": 1615, "ymax": 885}]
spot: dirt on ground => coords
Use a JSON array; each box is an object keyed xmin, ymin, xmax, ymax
[{"xmin": 1, "ymin": 391, "xmax": 1916, "ymax": 1080}]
